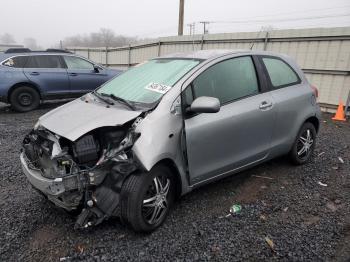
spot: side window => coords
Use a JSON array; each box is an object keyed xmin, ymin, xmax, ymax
[
  {"xmin": 64, "ymin": 56, "xmax": 94, "ymax": 70},
  {"xmin": 2, "ymin": 56, "xmax": 28, "ymax": 68},
  {"xmin": 191, "ymin": 56, "xmax": 259, "ymax": 104},
  {"xmin": 182, "ymin": 85, "xmax": 194, "ymax": 107},
  {"xmin": 25, "ymin": 55, "xmax": 63, "ymax": 68},
  {"xmin": 262, "ymin": 57, "xmax": 300, "ymax": 88}
]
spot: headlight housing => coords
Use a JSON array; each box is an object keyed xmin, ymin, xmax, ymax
[{"xmin": 33, "ymin": 121, "xmax": 40, "ymax": 130}]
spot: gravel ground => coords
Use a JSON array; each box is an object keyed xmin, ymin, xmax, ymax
[{"xmin": 0, "ymin": 101, "xmax": 349, "ymax": 262}]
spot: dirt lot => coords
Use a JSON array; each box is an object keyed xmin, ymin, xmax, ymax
[{"xmin": 0, "ymin": 102, "xmax": 349, "ymax": 262}]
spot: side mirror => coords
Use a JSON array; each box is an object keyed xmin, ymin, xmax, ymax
[
  {"xmin": 94, "ymin": 65, "xmax": 100, "ymax": 73},
  {"xmin": 190, "ymin": 96, "xmax": 220, "ymax": 113}
]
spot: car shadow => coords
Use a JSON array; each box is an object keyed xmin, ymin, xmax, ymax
[{"xmin": 0, "ymin": 99, "xmax": 73, "ymax": 114}]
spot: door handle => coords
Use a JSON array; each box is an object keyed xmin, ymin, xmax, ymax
[
  {"xmin": 69, "ymin": 73, "xmax": 78, "ymax": 76},
  {"xmin": 29, "ymin": 72, "xmax": 40, "ymax": 76},
  {"xmin": 259, "ymin": 101, "xmax": 273, "ymax": 110}
]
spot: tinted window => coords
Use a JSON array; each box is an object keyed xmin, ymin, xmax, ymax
[
  {"xmin": 64, "ymin": 56, "xmax": 94, "ymax": 70},
  {"xmin": 25, "ymin": 55, "xmax": 63, "ymax": 68},
  {"xmin": 192, "ymin": 56, "xmax": 259, "ymax": 104},
  {"xmin": 2, "ymin": 56, "xmax": 28, "ymax": 68},
  {"xmin": 183, "ymin": 85, "xmax": 194, "ymax": 107},
  {"xmin": 262, "ymin": 57, "xmax": 300, "ymax": 88}
]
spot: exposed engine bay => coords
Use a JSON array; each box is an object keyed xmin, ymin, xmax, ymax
[{"xmin": 22, "ymin": 117, "xmax": 143, "ymax": 228}]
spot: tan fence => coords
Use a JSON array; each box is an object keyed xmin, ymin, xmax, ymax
[{"xmin": 68, "ymin": 27, "xmax": 350, "ymax": 111}]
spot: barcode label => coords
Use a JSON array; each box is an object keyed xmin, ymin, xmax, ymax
[{"xmin": 145, "ymin": 82, "xmax": 172, "ymax": 94}]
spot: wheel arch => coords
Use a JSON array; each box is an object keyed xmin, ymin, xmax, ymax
[
  {"xmin": 154, "ymin": 158, "xmax": 183, "ymax": 199},
  {"xmin": 8, "ymin": 82, "xmax": 42, "ymax": 102},
  {"xmin": 304, "ymin": 116, "xmax": 320, "ymax": 133}
]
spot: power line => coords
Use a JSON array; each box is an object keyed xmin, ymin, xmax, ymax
[
  {"xmin": 227, "ymin": 4, "xmax": 350, "ymax": 20},
  {"xmin": 206, "ymin": 13, "xmax": 350, "ymax": 24}
]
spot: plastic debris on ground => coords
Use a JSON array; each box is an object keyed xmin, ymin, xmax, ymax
[
  {"xmin": 260, "ymin": 214, "xmax": 267, "ymax": 221},
  {"xmin": 229, "ymin": 204, "xmax": 242, "ymax": 214},
  {"xmin": 252, "ymin": 175, "xmax": 273, "ymax": 180},
  {"xmin": 318, "ymin": 181, "xmax": 328, "ymax": 187},
  {"xmin": 265, "ymin": 237, "xmax": 276, "ymax": 252}
]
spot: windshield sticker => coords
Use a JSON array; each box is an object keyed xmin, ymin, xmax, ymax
[{"xmin": 145, "ymin": 82, "xmax": 172, "ymax": 94}]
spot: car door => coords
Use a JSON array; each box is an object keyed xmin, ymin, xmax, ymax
[
  {"xmin": 23, "ymin": 55, "xmax": 69, "ymax": 96},
  {"xmin": 183, "ymin": 55, "xmax": 276, "ymax": 185},
  {"xmin": 258, "ymin": 56, "xmax": 306, "ymax": 152},
  {"xmin": 62, "ymin": 55, "xmax": 108, "ymax": 94}
]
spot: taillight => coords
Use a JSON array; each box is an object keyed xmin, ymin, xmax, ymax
[{"xmin": 311, "ymin": 85, "xmax": 319, "ymax": 98}]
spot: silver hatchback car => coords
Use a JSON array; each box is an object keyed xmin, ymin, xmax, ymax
[{"xmin": 21, "ymin": 50, "xmax": 321, "ymax": 232}]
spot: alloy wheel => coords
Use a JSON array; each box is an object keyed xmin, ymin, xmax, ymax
[
  {"xmin": 142, "ymin": 175, "xmax": 170, "ymax": 225},
  {"xmin": 297, "ymin": 129, "xmax": 314, "ymax": 160}
]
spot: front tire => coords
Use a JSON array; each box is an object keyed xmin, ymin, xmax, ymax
[
  {"xmin": 120, "ymin": 165, "xmax": 175, "ymax": 232},
  {"xmin": 10, "ymin": 86, "xmax": 40, "ymax": 112},
  {"xmin": 289, "ymin": 122, "xmax": 316, "ymax": 165}
]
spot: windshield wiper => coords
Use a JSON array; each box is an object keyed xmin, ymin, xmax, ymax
[
  {"xmin": 100, "ymin": 93, "xmax": 136, "ymax": 110},
  {"xmin": 91, "ymin": 91, "xmax": 114, "ymax": 105}
]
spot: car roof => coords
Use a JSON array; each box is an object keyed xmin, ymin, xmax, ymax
[
  {"xmin": 0, "ymin": 52, "xmax": 84, "ymax": 63},
  {"xmin": 2, "ymin": 51, "xmax": 74, "ymax": 56},
  {"xmin": 158, "ymin": 49, "xmax": 288, "ymax": 61}
]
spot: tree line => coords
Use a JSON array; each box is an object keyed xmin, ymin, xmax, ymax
[{"xmin": 0, "ymin": 28, "xmax": 148, "ymax": 50}]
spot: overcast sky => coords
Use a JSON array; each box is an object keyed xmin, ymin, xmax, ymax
[{"xmin": 1, "ymin": 0, "xmax": 350, "ymax": 47}]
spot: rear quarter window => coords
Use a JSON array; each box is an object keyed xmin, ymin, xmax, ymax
[
  {"xmin": 262, "ymin": 57, "xmax": 300, "ymax": 88},
  {"xmin": 2, "ymin": 56, "xmax": 28, "ymax": 68}
]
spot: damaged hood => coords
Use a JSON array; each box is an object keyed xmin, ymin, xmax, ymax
[{"xmin": 38, "ymin": 97, "xmax": 142, "ymax": 141}]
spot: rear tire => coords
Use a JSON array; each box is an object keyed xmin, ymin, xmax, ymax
[
  {"xmin": 289, "ymin": 122, "xmax": 316, "ymax": 165},
  {"xmin": 10, "ymin": 86, "xmax": 40, "ymax": 112},
  {"xmin": 120, "ymin": 165, "xmax": 175, "ymax": 232}
]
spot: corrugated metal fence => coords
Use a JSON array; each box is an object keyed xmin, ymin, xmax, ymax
[{"xmin": 69, "ymin": 27, "xmax": 350, "ymax": 110}]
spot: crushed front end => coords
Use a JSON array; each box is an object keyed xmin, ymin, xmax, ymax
[{"xmin": 21, "ymin": 118, "xmax": 142, "ymax": 228}]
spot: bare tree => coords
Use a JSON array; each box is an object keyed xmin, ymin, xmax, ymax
[
  {"xmin": 99, "ymin": 28, "xmax": 115, "ymax": 48},
  {"xmin": 63, "ymin": 28, "xmax": 139, "ymax": 48},
  {"xmin": 0, "ymin": 33, "xmax": 16, "ymax": 44},
  {"xmin": 23, "ymin": 37, "xmax": 40, "ymax": 50},
  {"xmin": 89, "ymin": 33, "xmax": 102, "ymax": 47}
]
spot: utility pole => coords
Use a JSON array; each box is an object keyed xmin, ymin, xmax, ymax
[
  {"xmin": 199, "ymin": 21, "xmax": 210, "ymax": 34},
  {"xmin": 178, "ymin": 0, "xmax": 184, "ymax": 36},
  {"xmin": 187, "ymin": 23, "xmax": 195, "ymax": 35}
]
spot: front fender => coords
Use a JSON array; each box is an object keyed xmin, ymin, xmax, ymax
[{"xmin": 132, "ymin": 109, "xmax": 191, "ymax": 195}]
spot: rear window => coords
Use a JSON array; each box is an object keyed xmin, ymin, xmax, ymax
[
  {"xmin": 262, "ymin": 57, "xmax": 300, "ymax": 88},
  {"xmin": 2, "ymin": 56, "xmax": 28, "ymax": 68},
  {"xmin": 24, "ymin": 55, "xmax": 64, "ymax": 69}
]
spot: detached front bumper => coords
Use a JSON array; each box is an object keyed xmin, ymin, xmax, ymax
[{"xmin": 20, "ymin": 152, "xmax": 83, "ymax": 210}]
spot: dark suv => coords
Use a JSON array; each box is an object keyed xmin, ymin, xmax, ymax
[{"xmin": 0, "ymin": 49, "xmax": 121, "ymax": 112}]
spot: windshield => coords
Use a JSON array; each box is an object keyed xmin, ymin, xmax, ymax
[{"xmin": 97, "ymin": 58, "xmax": 200, "ymax": 105}]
